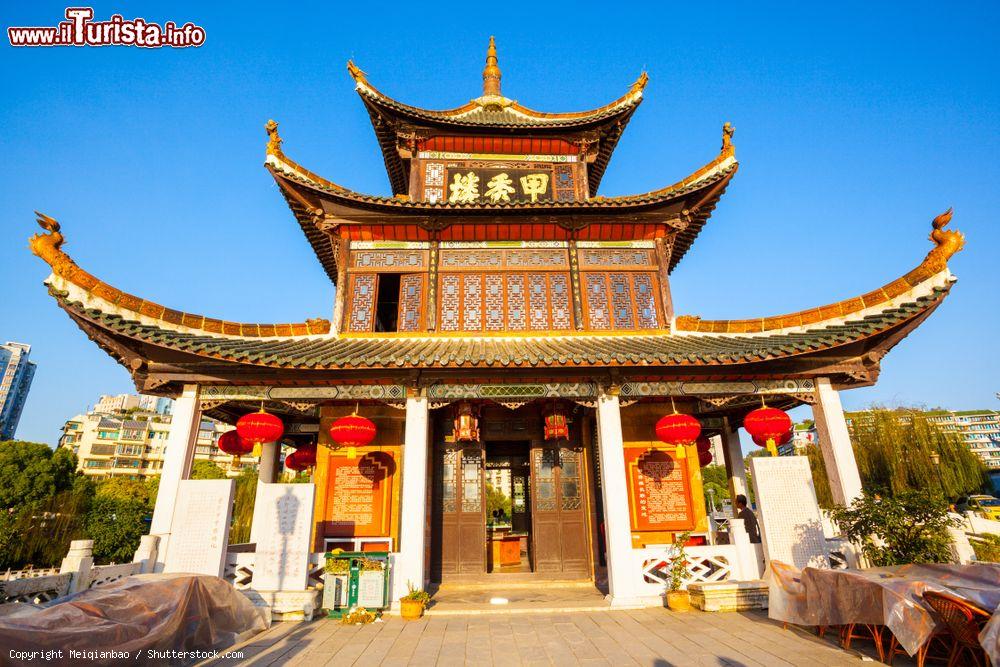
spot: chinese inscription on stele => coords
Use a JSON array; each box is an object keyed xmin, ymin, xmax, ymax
[
  {"xmin": 624, "ymin": 448, "xmax": 695, "ymax": 532},
  {"xmin": 446, "ymin": 168, "xmax": 553, "ymax": 204}
]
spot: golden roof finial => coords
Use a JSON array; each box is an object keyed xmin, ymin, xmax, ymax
[
  {"xmin": 346, "ymin": 59, "xmax": 367, "ymax": 83},
  {"xmin": 630, "ymin": 71, "xmax": 649, "ymax": 94},
  {"xmin": 264, "ymin": 119, "xmax": 283, "ymax": 157},
  {"xmin": 30, "ymin": 211, "xmax": 75, "ymax": 275},
  {"xmin": 922, "ymin": 207, "xmax": 964, "ymax": 271},
  {"xmin": 721, "ymin": 122, "xmax": 735, "ymax": 156},
  {"xmin": 482, "ymin": 36, "xmax": 501, "ymax": 97}
]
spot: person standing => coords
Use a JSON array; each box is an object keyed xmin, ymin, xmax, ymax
[{"xmin": 734, "ymin": 494, "xmax": 761, "ymax": 543}]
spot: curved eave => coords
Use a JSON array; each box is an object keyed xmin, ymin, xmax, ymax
[
  {"xmin": 350, "ymin": 68, "xmax": 646, "ymax": 128},
  {"xmin": 29, "ymin": 224, "xmax": 331, "ymax": 339},
  {"xmin": 674, "ymin": 214, "xmax": 963, "ymax": 336},
  {"xmin": 51, "ymin": 279, "xmax": 952, "ymax": 384},
  {"xmin": 350, "ymin": 68, "xmax": 646, "ymax": 195},
  {"xmin": 267, "ymin": 146, "xmax": 736, "ymax": 274}
]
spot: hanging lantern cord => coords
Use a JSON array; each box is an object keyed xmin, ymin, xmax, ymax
[{"xmin": 670, "ymin": 396, "xmax": 678, "ymax": 414}]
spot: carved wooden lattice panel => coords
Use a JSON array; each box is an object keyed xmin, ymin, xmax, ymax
[
  {"xmin": 398, "ymin": 275, "xmax": 424, "ymax": 332},
  {"xmin": 550, "ymin": 274, "xmax": 571, "ymax": 330},
  {"xmin": 351, "ymin": 250, "xmax": 425, "ymax": 270},
  {"xmin": 507, "ymin": 274, "xmax": 526, "ymax": 329},
  {"xmin": 348, "ymin": 274, "xmax": 376, "ymax": 332},
  {"xmin": 583, "ymin": 272, "xmax": 661, "ymax": 331},
  {"xmin": 485, "ymin": 274, "xmax": 504, "ymax": 331},
  {"xmin": 440, "ymin": 275, "xmax": 460, "ymax": 331},
  {"xmin": 610, "ymin": 273, "xmax": 635, "ymax": 329},
  {"xmin": 578, "ymin": 248, "xmax": 655, "ymax": 269},
  {"xmin": 584, "ymin": 274, "xmax": 611, "ymax": 330},
  {"xmin": 438, "ymin": 272, "xmax": 573, "ymax": 332},
  {"xmin": 462, "ymin": 275, "xmax": 483, "ymax": 330},
  {"xmin": 528, "ymin": 274, "xmax": 549, "ymax": 330}
]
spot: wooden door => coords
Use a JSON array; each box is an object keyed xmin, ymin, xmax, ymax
[
  {"xmin": 530, "ymin": 442, "xmax": 590, "ymax": 576},
  {"xmin": 432, "ymin": 442, "xmax": 486, "ymax": 579}
]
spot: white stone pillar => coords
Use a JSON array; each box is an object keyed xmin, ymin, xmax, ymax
[
  {"xmin": 259, "ymin": 441, "xmax": 279, "ymax": 483},
  {"xmin": 721, "ymin": 418, "xmax": 747, "ymax": 511},
  {"xmin": 392, "ymin": 393, "xmax": 430, "ymax": 603},
  {"xmin": 812, "ymin": 378, "xmax": 863, "ymax": 507},
  {"xmin": 60, "ymin": 539, "xmax": 94, "ymax": 593},
  {"xmin": 150, "ymin": 384, "xmax": 201, "ymax": 571},
  {"xmin": 595, "ymin": 392, "xmax": 642, "ymax": 607}
]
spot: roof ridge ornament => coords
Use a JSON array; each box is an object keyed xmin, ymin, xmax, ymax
[
  {"xmin": 346, "ymin": 59, "xmax": 367, "ymax": 84},
  {"xmin": 923, "ymin": 208, "xmax": 964, "ymax": 271},
  {"xmin": 265, "ymin": 119, "xmax": 283, "ymax": 157},
  {"xmin": 482, "ymin": 35, "xmax": 501, "ymax": 97},
  {"xmin": 721, "ymin": 122, "xmax": 735, "ymax": 157},
  {"xmin": 29, "ymin": 211, "xmax": 73, "ymax": 275},
  {"xmin": 630, "ymin": 71, "xmax": 649, "ymax": 95}
]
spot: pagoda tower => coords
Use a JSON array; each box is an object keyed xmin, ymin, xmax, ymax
[{"xmin": 31, "ymin": 38, "xmax": 963, "ymax": 606}]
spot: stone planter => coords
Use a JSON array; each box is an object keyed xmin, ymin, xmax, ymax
[{"xmin": 666, "ymin": 590, "xmax": 691, "ymax": 612}]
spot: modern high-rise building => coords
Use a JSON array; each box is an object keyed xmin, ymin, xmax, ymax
[
  {"xmin": 58, "ymin": 408, "xmax": 252, "ymax": 479},
  {"xmin": 924, "ymin": 410, "xmax": 1000, "ymax": 470},
  {"xmin": 93, "ymin": 393, "xmax": 171, "ymax": 415},
  {"xmin": 0, "ymin": 342, "xmax": 36, "ymax": 440}
]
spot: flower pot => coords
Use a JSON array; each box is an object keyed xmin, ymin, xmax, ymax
[
  {"xmin": 666, "ymin": 590, "xmax": 691, "ymax": 612},
  {"xmin": 400, "ymin": 599, "xmax": 425, "ymax": 620}
]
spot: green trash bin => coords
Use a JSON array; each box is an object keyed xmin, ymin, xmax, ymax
[{"xmin": 323, "ymin": 551, "xmax": 391, "ymax": 618}]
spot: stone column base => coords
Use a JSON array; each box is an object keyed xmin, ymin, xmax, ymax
[
  {"xmin": 687, "ymin": 581, "xmax": 769, "ymax": 612},
  {"xmin": 242, "ymin": 588, "xmax": 322, "ymax": 621}
]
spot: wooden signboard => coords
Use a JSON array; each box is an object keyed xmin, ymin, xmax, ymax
[
  {"xmin": 322, "ymin": 451, "xmax": 396, "ymax": 538},
  {"xmin": 624, "ymin": 447, "xmax": 695, "ymax": 532}
]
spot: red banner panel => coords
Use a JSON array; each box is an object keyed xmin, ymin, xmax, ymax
[
  {"xmin": 624, "ymin": 447, "xmax": 696, "ymax": 532},
  {"xmin": 322, "ymin": 451, "xmax": 396, "ymax": 537}
]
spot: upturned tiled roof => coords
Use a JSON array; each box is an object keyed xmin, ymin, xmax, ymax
[{"xmin": 55, "ymin": 286, "xmax": 949, "ymax": 371}]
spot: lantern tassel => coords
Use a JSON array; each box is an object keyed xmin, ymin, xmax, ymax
[{"xmin": 767, "ymin": 438, "xmax": 777, "ymax": 457}]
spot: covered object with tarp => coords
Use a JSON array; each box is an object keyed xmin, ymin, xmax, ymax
[{"xmin": 0, "ymin": 574, "xmax": 268, "ymax": 666}]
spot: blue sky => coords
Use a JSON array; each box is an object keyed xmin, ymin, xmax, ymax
[{"xmin": 2, "ymin": 2, "xmax": 997, "ymax": 447}]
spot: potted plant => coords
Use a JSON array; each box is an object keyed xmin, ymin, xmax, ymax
[
  {"xmin": 665, "ymin": 531, "xmax": 692, "ymax": 612},
  {"xmin": 399, "ymin": 582, "xmax": 431, "ymax": 620}
]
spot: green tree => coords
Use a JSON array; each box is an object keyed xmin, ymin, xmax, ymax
[
  {"xmin": 230, "ymin": 469, "xmax": 258, "ymax": 544},
  {"xmin": 85, "ymin": 495, "xmax": 149, "ymax": 563},
  {"xmin": 848, "ymin": 408, "xmax": 987, "ymax": 500},
  {"xmin": 0, "ymin": 441, "xmax": 79, "ymax": 508},
  {"xmin": 700, "ymin": 464, "xmax": 730, "ymax": 510},
  {"xmin": 94, "ymin": 477, "xmax": 152, "ymax": 505},
  {"xmin": 191, "ymin": 459, "xmax": 226, "ymax": 479},
  {"xmin": 802, "ymin": 445, "xmax": 834, "ymax": 508},
  {"xmin": 829, "ymin": 490, "xmax": 957, "ymax": 566}
]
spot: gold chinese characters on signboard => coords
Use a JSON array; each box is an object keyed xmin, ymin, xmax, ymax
[{"xmin": 445, "ymin": 168, "xmax": 554, "ymax": 204}]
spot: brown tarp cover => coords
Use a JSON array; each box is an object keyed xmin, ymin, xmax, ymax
[
  {"xmin": 980, "ymin": 602, "xmax": 1000, "ymax": 667},
  {"xmin": 768, "ymin": 561, "xmax": 1000, "ymax": 656},
  {"xmin": 0, "ymin": 574, "xmax": 268, "ymax": 666}
]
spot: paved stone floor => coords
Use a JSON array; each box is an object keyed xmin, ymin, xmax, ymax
[{"xmin": 204, "ymin": 608, "xmax": 913, "ymax": 666}]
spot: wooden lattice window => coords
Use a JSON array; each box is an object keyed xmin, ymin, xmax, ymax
[
  {"xmin": 438, "ymin": 272, "xmax": 573, "ymax": 332},
  {"xmin": 582, "ymin": 272, "xmax": 662, "ymax": 331}
]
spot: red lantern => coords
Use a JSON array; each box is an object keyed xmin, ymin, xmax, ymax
[
  {"xmin": 285, "ymin": 450, "xmax": 309, "ymax": 472},
  {"xmin": 454, "ymin": 402, "xmax": 480, "ymax": 442},
  {"xmin": 695, "ymin": 435, "xmax": 713, "ymax": 454},
  {"xmin": 217, "ymin": 430, "xmax": 253, "ymax": 461},
  {"xmin": 656, "ymin": 413, "xmax": 701, "ymax": 446},
  {"xmin": 293, "ymin": 443, "xmax": 317, "ymax": 468},
  {"xmin": 237, "ymin": 409, "xmax": 284, "ymax": 445},
  {"xmin": 328, "ymin": 413, "xmax": 377, "ymax": 448},
  {"xmin": 751, "ymin": 430, "xmax": 793, "ymax": 448},
  {"xmin": 543, "ymin": 403, "xmax": 569, "ymax": 440},
  {"xmin": 698, "ymin": 449, "xmax": 714, "ymax": 467},
  {"xmin": 744, "ymin": 406, "xmax": 792, "ymax": 456}
]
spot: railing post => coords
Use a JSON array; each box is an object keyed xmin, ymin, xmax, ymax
[
  {"xmin": 60, "ymin": 539, "xmax": 94, "ymax": 593},
  {"xmin": 132, "ymin": 534, "xmax": 160, "ymax": 574}
]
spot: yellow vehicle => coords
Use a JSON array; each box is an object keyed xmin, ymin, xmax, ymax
[{"xmin": 968, "ymin": 495, "xmax": 1000, "ymax": 521}]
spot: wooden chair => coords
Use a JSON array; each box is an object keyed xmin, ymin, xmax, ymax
[
  {"xmin": 885, "ymin": 631, "xmax": 951, "ymax": 666},
  {"xmin": 922, "ymin": 591, "xmax": 992, "ymax": 667},
  {"xmin": 840, "ymin": 623, "xmax": 886, "ymax": 662}
]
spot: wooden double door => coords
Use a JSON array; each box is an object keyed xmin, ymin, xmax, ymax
[{"xmin": 430, "ymin": 409, "xmax": 592, "ymax": 580}]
